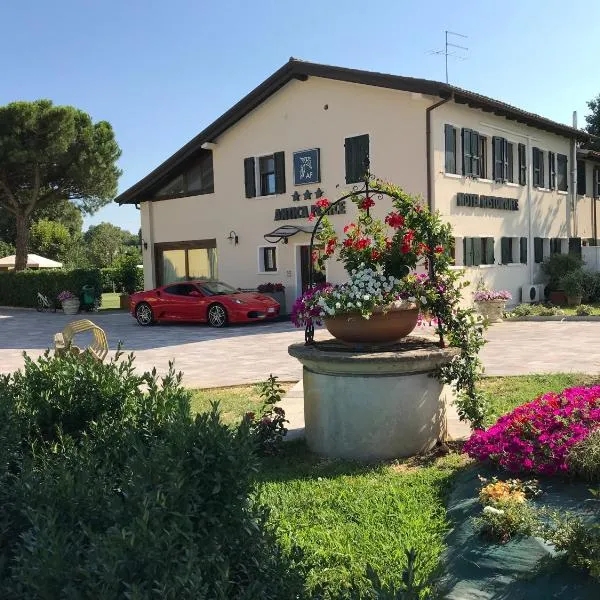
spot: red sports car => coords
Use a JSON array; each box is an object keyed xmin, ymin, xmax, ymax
[{"xmin": 129, "ymin": 280, "xmax": 280, "ymax": 327}]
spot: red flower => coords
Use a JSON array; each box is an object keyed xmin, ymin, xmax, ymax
[
  {"xmin": 245, "ymin": 411, "xmax": 255, "ymax": 421},
  {"xmin": 355, "ymin": 237, "xmax": 371, "ymax": 250},
  {"xmin": 311, "ymin": 250, "xmax": 319, "ymax": 263},
  {"xmin": 315, "ymin": 198, "xmax": 330, "ymax": 209},
  {"xmin": 385, "ymin": 238, "xmax": 393, "ymax": 250},
  {"xmin": 385, "ymin": 212, "xmax": 405, "ymax": 229},
  {"xmin": 434, "ymin": 245, "xmax": 444, "ymax": 254},
  {"xmin": 359, "ymin": 196, "xmax": 375, "ymax": 210},
  {"xmin": 343, "ymin": 223, "xmax": 356, "ymax": 234},
  {"xmin": 371, "ymin": 249, "xmax": 381, "ymax": 261},
  {"xmin": 343, "ymin": 238, "xmax": 353, "ymax": 247},
  {"xmin": 417, "ymin": 242, "xmax": 430, "ymax": 255},
  {"xmin": 401, "ymin": 243, "xmax": 411, "ymax": 254},
  {"xmin": 415, "ymin": 205, "xmax": 423, "ymax": 213},
  {"xmin": 308, "ymin": 211, "xmax": 315, "ymax": 222},
  {"xmin": 403, "ymin": 230, "xmax": 415, "ymax": 245},
  {"xmin": 325, "ymin": 239, "xmax": 337, "ymax": 255}
]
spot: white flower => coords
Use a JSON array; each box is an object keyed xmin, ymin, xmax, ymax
[
  {"xmin": 335, "ymin": 302, "xmax": 341, "ymax": 309},
  {"xmin": 409, "ymin": 296, "xmax": 416, "ymax": 303},
  {"xmin": 483, "ymin": 506, "xmax": 505, "ymax": 515},
  {"xmin": 420, "ymin": 296, "xmax": 428, "ymax": 305},
  {"xmin": 356, "ymin": 301, "xmax": 362, "ymax": 307},
  {"xmin": 363, "ymin": 294, "xmax": 370, "ymax": 301}
]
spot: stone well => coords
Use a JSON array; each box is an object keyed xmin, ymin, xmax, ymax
[{"xmin": 288, "ymin": 337, "xmax": 458, "ymax": 461}]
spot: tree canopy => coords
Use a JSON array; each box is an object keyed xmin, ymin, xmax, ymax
[
  {"xmin": 585, "ymin": 94, "xmax": 600, "ymax": 151},
  {"xmin": 0, "ymin": 100, "xmax": 121, "ymax": 270}
]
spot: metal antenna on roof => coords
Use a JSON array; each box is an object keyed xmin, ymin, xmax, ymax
[{"xmin": 428, "ymin": 30, "xmax": 468, "ymax": 84}]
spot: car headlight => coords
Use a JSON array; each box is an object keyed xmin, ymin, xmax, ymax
[{"xmin": 232, "ymin": 299, "xmax": 246, "ymax": 305}]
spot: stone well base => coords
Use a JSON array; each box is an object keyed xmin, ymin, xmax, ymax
[{"xmin": 288, "ymin": 338, "xmax": 458, "ymax": 461}]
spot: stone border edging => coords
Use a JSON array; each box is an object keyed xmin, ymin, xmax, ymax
[{"xmin": 507, "ymin": 315, "xmax": 600, "ymax": 321}]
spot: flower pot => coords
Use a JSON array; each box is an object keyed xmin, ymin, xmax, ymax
[
  {"xmin": 566, "ymin": 295, "xmax": 582, "ymax": 307},
  {"xmin": 324, "ymin": 305, "xmax": 419, "ymax": 345},
  {"xmin": 548, "ymin": 291, "xmax": 567, "ymax": 306},
  {"xmin": 474, "ymin": 299, "xmax": 507, "ymax": 323},
  {"xmin": 61, "ymin": 298, "xmax": 80, "ymax": 315},
  {"xmin": 119, "ymin": 293, "xmax": 130, "ymax": 310}
]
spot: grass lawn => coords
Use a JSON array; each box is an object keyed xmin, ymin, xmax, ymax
[
  {"xmin": 100, "ymin": 292, "xmax": 122, "ymax": 310},
  {"xmin": 191, "ymin": 373, "xmax": 600, "ymax": 596},
  {"xmin": 560, "ymin": 302, "xmax": 600, "ymax": 315}
]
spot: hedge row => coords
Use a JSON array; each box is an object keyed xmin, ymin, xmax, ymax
[{"xmin": 0, "ymin": 269, "xmax": 102, "ymax": 308}]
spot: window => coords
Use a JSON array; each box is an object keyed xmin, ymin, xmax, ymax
[
  {"xmin": 550, "ymin": 238, "xmax": 562, "ymax": 255},
  {"xmin": 595, "ymin": 168, "xmax": 600, "ymax": 198},
  {"xmin": 534, "ymin": 237, "xmax": 544, "ymax": 263},
  {"xmin": 532, "ymin": 147, "xmax": 544, "ymax": 188},
  {"xmin": 548, "ymin": 152, "xmax": 556, "ymax": 189},
  {"xmin": 577, "ymin": 160, "xmax": 587, "ymax": 195},
  {"xmin": 155, "ymin": 240, "xmax": 217, "ymax": 286},
  {"xmin": 501, "ymin": 237, "xmax": 513, "ymax": 264},
  {"xmin": 479, "ymin": 136, "xmax": 488, "ymax": 179},
  {"xmin": 244, "ymin": 152, "xmax": 286, "ymax": 198},
  {"xmin": 518, "ymin": 143, "xmax": 527, "ymax": 185},
  {"xmin": 492, "ymin": 136, "xmax": 509, "ymax": 182},
  {"xmin": 557, "ymin": 154, "xmax": 568, "ymax": 191},
  {"xmin": 444, "ymin": 125, "xmax": 457, "ymax": 173},
  {"xmin": 154, "ymin": 152, "xmax": 214, "ymax": 198},
  {"xmin": 462, "ymin": 129, "xmax": 481, "ymax": 177},
  {"xmin": 569, "ymin": 237, "xmax": 582, "ymax": 257},
  {"xmin": 520, "ymin": 237, "xmax": 528, "ymax": 264},
  {"xmin": 463, "ymin": 237, "xmax": 494, "ymax": 266},
  {"xmin": 507, "ymin": 143, "xmax": 514, "ymax": 183},
  {"xmin": 345, "ymin": 134, "xmax": 370, "ymax": 183},
  {"xmin": 163, "ymin": 283, "xmax": 200, "ymax": 296},
  {"xmin": 259, "ymin": 247, "xmax": 277, "ymax": 272}
]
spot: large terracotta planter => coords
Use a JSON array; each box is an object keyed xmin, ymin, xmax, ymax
[
  {"xmin": 548, "ymin": 291, "xmax": 567, "ymax": 306},
  {"xmin": 61, "ymin": 298, "xmax": 80, "ymax": 315},
  {"xmin": 567, "ymin": 295, "xmax": 582, "ymax": 307},
  {"xmin": 324, "ymin": 305, "xmax": 419, "ymax": 345},
  {"xmin": 474, "ymin": 299, "xmax": 507, "ymax": 323}
]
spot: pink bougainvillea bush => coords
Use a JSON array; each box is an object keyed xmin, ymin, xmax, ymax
[{"xmin": 464, "ymin": 386, "xmax": 600, "ymax": 475}]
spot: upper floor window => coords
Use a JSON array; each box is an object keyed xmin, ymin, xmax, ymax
[
  {"xmin": 154, "ymin": 152, "xmax": 214, "ymax": 199},
  {"xmin": 462, "ymin": 129, "xmax": 481, "ymax": 177},
  {"xmin": 463, "ymin": 237, "xmax": 494, "ymax": 266},
  {"xmin": 492, "ymin": 137, "xmax": 509, "ymax": 183},
  {"xmin": 518, "ymin": 143, "xmax": 527, "ymax": 185},
  {"xmin": 557, "ymin": 154, "xmax": 568, "ymax": 191},
  {"xmin": 244, "ymin": 152, "xmax": 286, "ymax": 198},
  {"xmin": 444, "ymin": 125, "xmax": 457, "ymax": 174},
  {"xmin": 479, "ymin": 136, "xmax": 488, "ymax": 179},
  {"xmin": 577, "ymin": 160, "xmax": 587, "ymax": 195},
  {"xmin": 548, "ymin": 152, "xmax": 556, "ymax": 189},
  {"xmin": 532, "ymin": 147, "xmax": 545, "ymax": 188},
  {"xmin": 345, "ymin": 134, "xmax": 370, "ymax": 183}
]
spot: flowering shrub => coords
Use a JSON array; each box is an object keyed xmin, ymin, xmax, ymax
[
  {"xmin": 464, "ymin": 386, "xmax": 600, "ymax": 475},
  {"xmin": 473, "ymin": 289, "xmax": 512, "ymax": 302},
  {"xmin": 57, "ymin": 290, "xmax": 76, "ymax": 302},
  {"xmin": 257, "ymin": 282, "xmax": 285, "ymax": 293}
]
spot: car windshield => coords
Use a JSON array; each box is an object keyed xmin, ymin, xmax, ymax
[{"xmin": 199, "ymin": 281, "xmax": 239, "ymax": 296}]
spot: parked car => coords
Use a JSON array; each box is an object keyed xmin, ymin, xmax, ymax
[{"xmin": 130, "ymin": 280, "xmax": 280, "ymax": 327}]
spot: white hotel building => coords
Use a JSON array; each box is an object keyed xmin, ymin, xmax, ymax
[{"xmin": 116, "ymin": 59, "xmax": 599, "ymax": 309}]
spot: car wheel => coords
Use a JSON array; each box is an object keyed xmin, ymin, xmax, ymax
[
  {"xmin": 135, "ymin": 302, "xmax": 154, "ymax": 326},
  {"xmin": 207, "ymin": 303, "xmax": 228, "ymax": 328}
]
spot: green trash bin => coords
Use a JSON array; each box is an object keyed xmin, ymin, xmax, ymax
[{"xmin": 80, "ymin": 285, "xmax": 97, "ymax": 311}]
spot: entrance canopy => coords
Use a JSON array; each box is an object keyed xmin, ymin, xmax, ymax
[{"xmin": 263, "ymin": 224, "xmax": 320, "ymax": 244}]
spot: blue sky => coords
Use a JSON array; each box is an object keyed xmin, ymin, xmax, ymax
[{"xmin": 2, "ymin": 0, "xmax": 598, "ymax": 234}]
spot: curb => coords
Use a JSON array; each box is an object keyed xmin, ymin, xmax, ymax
[{"xmin": 507, "ymin": 315, "xmax": 600, "ymax": 322}]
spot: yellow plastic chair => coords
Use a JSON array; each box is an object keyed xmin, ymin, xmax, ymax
[{"xmin": 54, "ymin": 319, "xmax": 108, "ymax": 361}]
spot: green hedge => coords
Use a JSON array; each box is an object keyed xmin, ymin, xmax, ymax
[
  {"xmin": 0, "ymin": 268, "xmax": 102, "ymax": 308},
  {"xmin": 101, "ymin": 264, "xmax": 144, "ymax": 294}
]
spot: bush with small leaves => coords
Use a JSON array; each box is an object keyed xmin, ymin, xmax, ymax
[{"xmin": 567, "ymin": 429, "xmax": 600, "ymax": 481}]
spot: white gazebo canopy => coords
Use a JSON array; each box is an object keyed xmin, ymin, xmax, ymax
[{"xmin": 0, "ymin": 254, "xmax": 63, "ymax": 269}]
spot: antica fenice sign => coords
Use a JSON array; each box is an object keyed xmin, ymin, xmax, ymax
[
  {"xmin": 274, "ymin": 201, "xmax": 346, "ymax": 221},
  {"xmin": 457, "ymin": 193, "xmax": 518, "ymax": 211}
]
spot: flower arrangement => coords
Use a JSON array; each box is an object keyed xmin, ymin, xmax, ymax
[
  {"xmin": 257, "ymin": 282, "xmax": 285, "ymax": 293},
  {"xmin": 464, "ymin": 385, "xmax": 600, "ymax": 475},
  {"xmin": 473, "ymin": 289, "xmax": 512, "ymax": 302},
  {"xmin": 57, "ymin": 290, "xmax": 76, "ymax": 302}
]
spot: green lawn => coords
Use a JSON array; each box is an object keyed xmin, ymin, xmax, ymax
[
  {"xmin": 560, "ymin": 303, "xmax": 600, "ymax": 316},
  {"xmin": 191, "ymin": 374, "xmax": 600, "ymax": 596},
  {"xmin": 100, "ymin": 292, "xmax": 122, "ymax": 310}
]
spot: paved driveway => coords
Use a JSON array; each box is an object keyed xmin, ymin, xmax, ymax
[{"xmin": 1, "ymin": 309, "xmax": 599, "ymax": 388}]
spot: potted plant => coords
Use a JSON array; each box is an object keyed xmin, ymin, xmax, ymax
[
  {"xmin": 559, "ymin": 270, "xmax": 584, "ymax": 306},
  {"xmin": 57, "ymin": 290, "xmax": 80, "ymax": 315},
  {"xmin": 541, "ymin": 253, "xmax": 584, "ymax": 306},
  {"xmin": 292, "ymin": 186, "xmax": 446, "ymax": 344},
  {"xmin": 114, "ymin": 254, "xmax": 141, "ymax": 309},
  {"xmin": 257, "ymin": 282, "xmax": 286, "ymax": 314},
  {"xmin": 473, "ymin": 288, "xmax": 512, "ymax": 323}
]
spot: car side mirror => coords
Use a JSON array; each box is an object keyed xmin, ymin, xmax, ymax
[{"xmin": 189, "ymin": 290, "xmax": 202, "ymax": 297}]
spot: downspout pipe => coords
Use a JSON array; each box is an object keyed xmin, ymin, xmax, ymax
[{"xmin": 426, "ymin": 93, "xmax": 453, "ymax": 211}]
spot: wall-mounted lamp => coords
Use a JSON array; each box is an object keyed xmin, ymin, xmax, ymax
[
  {"xmin": 227, "ymin": 230, "xmax": 239, "ymax": 245},
  {"xmin": 142, "ymin": 239, "xmax": 148, "ymax": 250}
]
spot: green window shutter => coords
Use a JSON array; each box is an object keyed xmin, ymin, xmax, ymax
[
  {"xmin": 520, "ymin": 237, "xmax": 528, "ymax": 264},
  {"xmin": 243, "ymin": 157, "xmax": 256, "ymax": 198},
  {"xmin": 568, "ymin": 237, "xmax": 582, "ymax": 257},
  {"xmin": 274, "ymin": 151, "xmax": 286, "ymax": 194},
  {"xmin": 463, "ymin": 237, "xmax": 474, "ymax": 266},
  {"xmin": 471, "ymin": 131, "xmax": 480, "ymax": 178},
  {"xmin": 532, "ymin": 148, "xmax": 540, "ymax": 186},
  {"xmin": 518, "ymin": 143, "xmax": 527, "ymax": 185},
  {"xmin": 506, "ymin": 142, "xmax": 514, "ymax": 182},
  {"xmin": 502, "ymin": 139, "xmax": 509, "ymax": 182},
  {"xmin": 548, "ymin": 152, "xmax": 556, "ymax": 189},
  {"xmin": 485, "ymin": 237, "xmax": 495, "ymax": 265},
  {"xmin": 492, "ymin": 136, "xmax": 502, "ymax": 181},
  {"xmin": 345, "ymin": 134, "xmax": 369, "ymax": 184},
  {"xmin": 557, "ymin": 154, "xmax": 568, "ymax": 191},
  {"xmin": 472, "ymin": 237, "xmax": 483, "ymax": 266},
  {"xmin": 595, "ymin": 168, "xmax": 600, "ymax": 198},
  {"xmin": 501, "ymin": 237, "xmax": 511, "ymax": 264},
  {"xmin": 462, "ymin": 128, "xmax": 473, "ymax": 176},
  {"xmin": 534, "ymin": 237, "xmax": 543, "ymax": 263},
  {"xmin": 577, "ymin": 160, "xmax": 587, "ymax": 195},
  {"xmin": 445, "ymin": 125, "xmax": 456, "ymax": 173}
]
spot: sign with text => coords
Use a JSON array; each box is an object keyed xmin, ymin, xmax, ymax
[
  {"xmin": 293, "ymin": 148, "xmax": 320, "ymax": 185},
  {"xmin": 457, "ymin": 192, "xmax": 518, "ymax": 211},
  {"xmin": 274, "ymin": 200, "xmax": 346, "ymax": 221}
]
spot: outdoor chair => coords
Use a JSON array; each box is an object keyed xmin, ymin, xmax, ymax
[{"xmin": 54, "ymin": 319, "xmax": 108, "ymax": 361}]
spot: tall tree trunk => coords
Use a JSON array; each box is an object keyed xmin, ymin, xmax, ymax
[{"xmin": 14, "ymin": 210, "xmax": 30, "ymax": 271}]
